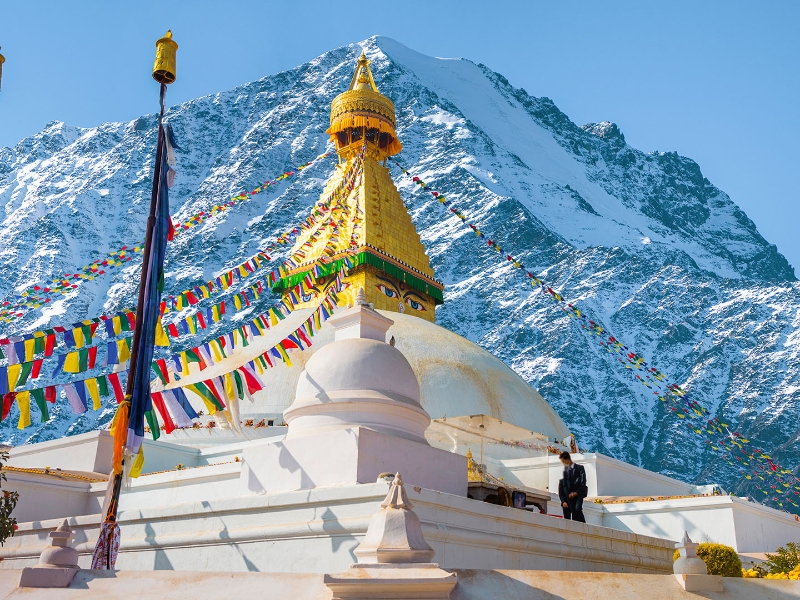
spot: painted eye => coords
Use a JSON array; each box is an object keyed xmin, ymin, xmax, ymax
[
  {"xmin": 300, "ymin": 291, "xmax": 315, "ymax": 302},
  {"xmin": 376, "ymin": 284, "xmax": 398, "ymax": 299},
  {"xmin": 405, "ymin": 297, "xmax": 425, "ymax": 311}
]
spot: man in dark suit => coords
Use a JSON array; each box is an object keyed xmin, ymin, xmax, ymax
[{"xmin": 558, "ymin": 451, "xmax": 587, "ymax": 523}]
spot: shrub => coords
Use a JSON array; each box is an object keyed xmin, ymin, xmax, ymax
[
  {"xmin": 763, "ymin": 542, "xmax": 800, "ymax": 575},
  {"xmin": 764, "ymin": 565, "xmax": 800, "ymax": 580},
  {"xmin": 673, "ymin": 542, "xmax": 743, "ymax": 577}
]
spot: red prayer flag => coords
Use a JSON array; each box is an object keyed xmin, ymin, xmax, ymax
[
  {"xmin": 88, "ymin": 346, "xmax": 98, "ymax": 369},
  {"xmin": 107, "ymin": 372, "xmax": 124, "ymax": 403},
  {"xmin": 154, "ymin": 359, "xmax": 170, "ymax": 384},
  {"xmin": 31, "ymin": 359, "xmax": 43, "ymax": 380},
  {"xmin": 150, "ymin": 392, "xmax": 175, "ymax": 435},
  {"xmin": 45, "ymin": 386, "xmax": 57, "ymax": 403},
  {"xmin": 44, "ymin": 334, "xmax": 56, "ymax": 357},
  {"xmin": 1, "ymin": 393, "xmax": 15, "ymax": 421}
]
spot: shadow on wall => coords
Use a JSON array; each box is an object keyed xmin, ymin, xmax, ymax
[
  {"xmin": 451, "ymin": 570, "xmax": 566, "ymax": 600},
  {"xmin": 319, "ymin": 506, "xmax": 360, "ymax": 559}
]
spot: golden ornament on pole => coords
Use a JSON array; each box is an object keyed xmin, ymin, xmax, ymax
[
  {"xmin": 0, "ymin": 47, "xmax": 5, "ymax": 91},
  {"xmin": 152, "ymin": 30, "xmax": 178, "ymax": 84}
]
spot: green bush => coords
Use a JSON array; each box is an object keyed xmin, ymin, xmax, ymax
[
  {"xmin": 763, "ymin": 542, "xmax": 800, "ymax": 574},
  {"xmin": 673, "ymin": 542, "xmax": 742, "ymax": 577}
]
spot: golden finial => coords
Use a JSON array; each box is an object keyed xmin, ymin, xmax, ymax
[
  {"xmin": 152, "ymin": 30, "xmax": 178, "ymax": 84},
  {"xmin": 466, "ymin": 448, "xmax": 481, "ymax": 482},
  {"xmin": 0, "ymin": 47, "xmax": 5, "ymax": 91},
  {"xmin": 347, "ymin": 50, "xmax": 378, "ymax": 93}
]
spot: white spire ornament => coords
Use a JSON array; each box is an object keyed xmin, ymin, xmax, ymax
[
  {"xmin": 354, "ymin": 472, "xmax": 434, "ymax": 564},
  {"xmin": 324, "ymin": 472, "xmax": 457, "ymax": 599}
]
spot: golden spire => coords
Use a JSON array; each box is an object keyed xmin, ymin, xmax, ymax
[{"xmin": 275, "ymin": 52, "xmax": 443, "ymax": 322}]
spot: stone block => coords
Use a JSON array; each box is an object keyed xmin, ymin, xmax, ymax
[
  {"xmin": 674, "ymin": 573, "xmax": 724, "ymax": 592},
  {"xmin": 19, "ymin": 566, "xmax": 79, "ymax": 588}
]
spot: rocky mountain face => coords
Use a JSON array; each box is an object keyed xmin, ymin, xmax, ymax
[{"xmin": 1, "ymin": 36, "xmax": 798, "ymax": 501}]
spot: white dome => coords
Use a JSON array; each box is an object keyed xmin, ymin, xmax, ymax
[
  {"xmin": 295, "ymin": 338, "xmax": 421, "ymax": 403},
  {"xmin": 166, "ymin": 309, "xmax": 571, "ymax": 442},
  {"xmin": 284, "ymin": 334, "xmax": 431, "ymax": 443}
]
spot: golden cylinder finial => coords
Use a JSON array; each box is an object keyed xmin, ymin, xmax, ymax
[
  {"xmin": 152, "ymin": 30, "xmax": 178, "ymax": 84},
  {"xmin": 0, "ymin": 48, "xmax": 5, "ymax": 91}
]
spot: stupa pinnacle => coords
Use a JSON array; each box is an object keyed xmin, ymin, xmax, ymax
[{"xmin": 273, "ymin": 51, "xmax": 444, "ymax": 322}]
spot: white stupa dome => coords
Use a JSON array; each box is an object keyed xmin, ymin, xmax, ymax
[{"xmin": 166, "ymin": 308, "xmax": 571, "ymax": 442}]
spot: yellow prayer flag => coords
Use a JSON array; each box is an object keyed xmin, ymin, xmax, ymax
[
  {"xmin": 234, "ymin": 295, "xmax": 242, "ymax": 311},
  {"xmin": 181, "ymin": 352, "xmax": 191, "ymax": 377},
  {"xmin": 112, "ymin": 316, "xmax": 122, "ymax": 336},
  {"xmin": 7, "ymin": 363, "xmax": 21, "ymax": 390},
  {"xmin": 209, "ymin": 341, "xmax": 223, "ymax": 363},
  {"xmin": 23, "ymin": 339, "xmax": 35, "ymax": 362},
  {"xmin": 16, "ymin": 390, "xmax": 31, "ymax": 430},
  {"xmin": 155, "ymin": 319, "xmax": 170, "ymax": 347},
  {"xmin": 252, "ymin": 318, "xmax": 265, "ymax": 335},
  {"xmin": 129, "ymin": 446, "xmax": 145, "ymax": 478},
  {"xmin": 73, "ymin": 328, "xmax": 85, "ymax": 348},
  {"xmin": 63, "ymin": 352, "xmax": 81, "ymax": 374},
  {"xmin": 224, "ymin": 372, "xmax": 236, "ymax": 402},
  {"xmin": 117, "ymin": 339, "xmax": 131, "ymax": 363},
  {"xmin": 275, "ymin": 344, "xmax": 292, "ymax": 367},
  {"xmin": 85, "ymin": 378, "xmax": 101, "ymax": 410}
]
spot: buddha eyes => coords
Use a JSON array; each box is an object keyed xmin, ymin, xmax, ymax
[
  {"xmin": 377, "ymin": 284, "xmax": 399, "ymax": 299},
  {"xmin": 376, "ymin": 280, "xmax": 425, "ymax": 311},
  {"xmin": 405, "ymin": 297, "xmax": 425, "ymax": 311},
  {"xmin": 300, "ymin": 291, "xmax": 315, "ymax": 302}
]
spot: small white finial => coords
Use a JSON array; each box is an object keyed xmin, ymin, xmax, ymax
[
  {"xmin": 682, "ymin": 531, "xmax": 692, "ymax": 545},
  {"xmin": 56, "ymin": 519, "xmax": 71, "ymax": 533},
  {"xmin": 381, "ymin": 472, "xmax": 413, "ymax": 510},
  {"xmin": 355, "ymin": 287, "xmax": 368, "ymax": 306}
]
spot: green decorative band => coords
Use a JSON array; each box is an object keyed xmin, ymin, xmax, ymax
[{"xmin": 273, "ymin": 251, "xmax": 445, "ymax": 305}]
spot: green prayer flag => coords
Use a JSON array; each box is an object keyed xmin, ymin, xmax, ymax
[
  {"xmin": 152, "ymin": 361, "xmax": 167, "ymax": 385},
  {"xmin": 145, "ymin": 409, "xmax": 160, "ymax": 441},
  {"xmin": 31, "ymin": 388, "xmax": 49, "ymax": 422},
  {"xmin": 78, "ymin": 348, "xmax": 89, "ymax": 372},
  {"xmin": 97, "ymin": 375, "xmax": 110, "ymax": 397},
  {"xmin": 16, "ymin": 361, "xmax": 33, "ymax": 387},
  {"xmin": 232, "ymin": 370, "xmax": 245, "ymax": 399}
]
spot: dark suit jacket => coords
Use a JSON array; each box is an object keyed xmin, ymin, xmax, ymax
[{"xmin": 558, "ymin": 463, "xmax": 588, "ymax": 503}]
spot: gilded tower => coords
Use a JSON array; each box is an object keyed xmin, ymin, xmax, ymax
[{"xmin": 273, "ymin": 52, "xmax": 443, "ymax": 323}]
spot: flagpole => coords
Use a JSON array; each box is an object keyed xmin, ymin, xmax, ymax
[{"xmin": 91, "ymin": 30, "xmax": 178, "ymax": 570}]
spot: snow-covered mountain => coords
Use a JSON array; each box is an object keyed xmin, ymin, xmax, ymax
[{"xmin": 1, "ymin": 37, "xmax": 798, "ymax": 500}]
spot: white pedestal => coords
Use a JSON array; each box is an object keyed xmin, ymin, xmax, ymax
[{"xmin": 242, "ymin": 427, "xmax": 466, "ymax": 497}]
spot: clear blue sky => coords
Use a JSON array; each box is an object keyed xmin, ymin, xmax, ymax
[{"xmin": 1, "ymin": 1, "xmax": 798, "ymax": 271}]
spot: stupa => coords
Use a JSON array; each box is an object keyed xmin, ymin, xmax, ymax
[{"xmin": 1, "ymin": 50, "xmax": 799, "ymax": 599}]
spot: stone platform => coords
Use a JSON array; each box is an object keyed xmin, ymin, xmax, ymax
[
  {"xmin": 0, "ymin": 480, "xmax": 673, "ymax": 574},
  {"xmin": 3, "ymin": 569, "xmax": 798, "ymax": 599}
]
